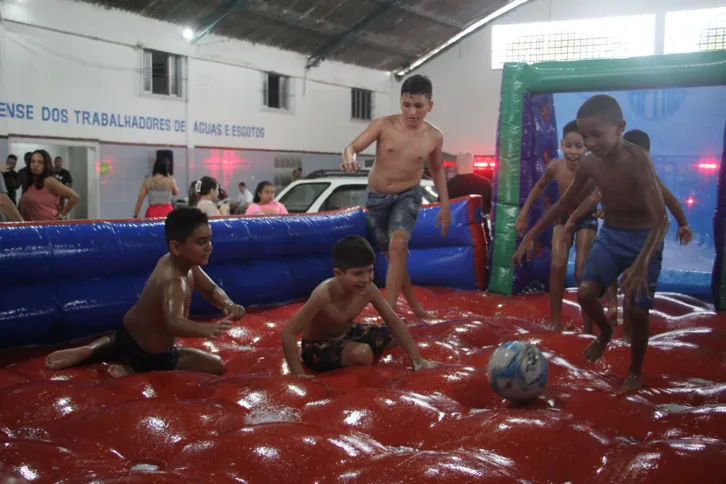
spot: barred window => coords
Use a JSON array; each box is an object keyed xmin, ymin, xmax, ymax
[
  {"xmin": 491, "ymin": 16, "xmax": 655, "ymax": 69},
  {"xmin": 143, "ymin": 50, "xmax": 183, "ymax": 98},
  {"xmin": 264, "ymin": 73, "xmax": 292, "ymax": 111},
  {"xmin": 351, "ymin": 88, "xmax": 373, "ymax": 121},
  {"xmin": 665, "ymin": 7, "xmax": 726, "ymax": 54}
]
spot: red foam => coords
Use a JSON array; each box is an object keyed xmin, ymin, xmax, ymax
[{"xmin": 1, "ymin": 289, "xmax": 725, "ymax": 483}]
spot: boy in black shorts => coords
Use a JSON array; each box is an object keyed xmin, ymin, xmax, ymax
[
  {"xmin": 281, "ymin": 235, "xmax": 436, "ymax": 377},
  {"xmin": 45, "ymin": 207, "xmax": 245, "ymax": 375}
]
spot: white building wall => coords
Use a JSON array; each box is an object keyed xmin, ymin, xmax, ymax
[
  {"xmin": 0, "ymin": 0, "xmax": 393, "ymax": 153},
  {"xmin": 397, "ymin": 0, "xmax": 724, "ymax": 156}
]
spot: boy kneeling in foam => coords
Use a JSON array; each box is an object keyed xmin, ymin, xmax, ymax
[{"xmin": 281, "ymin": 235, "xmax": 436, "ymax": 378}]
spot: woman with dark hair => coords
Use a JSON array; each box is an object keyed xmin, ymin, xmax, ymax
[
  {"xmin": 245, "ymin": 181, "xmax": 287, "ymax": 215},
  {"xmin": 188, "ymin": 176, "xmax": 229, "ymax": 217},
  {"xmin": 19, "ymin": 149, "xmax": 80, "ymax": 221},
  {"xmin": 133, "ymin": 157, "xmax": 179, "ymax": 218}
]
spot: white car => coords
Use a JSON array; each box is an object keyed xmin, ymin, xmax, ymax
[{"xmin": 275, "ymin": 169, "xmax": 440, "ymax": 214}]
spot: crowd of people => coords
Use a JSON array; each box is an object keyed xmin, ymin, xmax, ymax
[{"xmin": 0, "ymin": 150, "xmax": 79, "ymax": 222}]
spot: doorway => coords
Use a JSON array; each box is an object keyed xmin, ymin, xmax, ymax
[{"xmin": 9, "ymin": 138, "xmax": 101, "ymax": 220}]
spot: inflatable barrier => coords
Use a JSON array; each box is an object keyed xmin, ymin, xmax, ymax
[
  {"xmin": 0, "ymin": 196, "xmax": 487, "ymax": 349},
  {"xmin": 490, "ymin": 50, "xmax": 726, "ymax": 296}
]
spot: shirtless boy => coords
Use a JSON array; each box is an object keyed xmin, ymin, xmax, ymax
[
  {"xmin": 340, "ymin": 75, "xmax": 451, "ymax": 318},
  {"xmin": 513, "ymin": 95, "xmax": 670, "ymax": 391},
  {"xmin": 281, "ymin": 235, "xmax": 435, "ymax": 378},
  {"xmin": 515, "ymin": 120, "xmax": 603, "ymax": 332},
  {"xmin": 565, "ymin": 129, "xmax": 692, "ymax": 339},
  {"xmin": 45, "ymin": 207, "xmax": 245, "ymax": 375}
]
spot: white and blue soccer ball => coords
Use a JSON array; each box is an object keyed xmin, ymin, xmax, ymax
[{"xmin": 487, "ymin": 341, "xmax": 549, "ymax": 403}]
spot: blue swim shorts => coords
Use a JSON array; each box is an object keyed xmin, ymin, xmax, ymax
[
  {"xmin": 366, "ymin": 185, "xmax": 423, "ymax": 251},
  {"xmin": 581, "ymin": 225, "xmax": 664, "ymax": 309},
  {"xmin": 560, "ymin": 210, "xmax": 599, "ymax": 232}
]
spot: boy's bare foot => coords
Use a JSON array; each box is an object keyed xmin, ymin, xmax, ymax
[
  {"xmin": 44, "ymin": 346, "xmax": 94, "ymax": 370},
  {"xmin": 583, "ymin": 330, "xmax": 612, "ymax": 363},
  {"xmin": 411, "ymin": 306, "xmax": 435, "ymax": 320},
  {"xmin": 622, "ymin": 373, "xmax": 642, "ymax": 392}
]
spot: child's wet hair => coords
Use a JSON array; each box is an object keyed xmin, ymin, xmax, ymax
[
  {"xmin": 624, "ymin": 129, "xmax": 651, "ymax": 152},
  {"xmin": 333, "ymin": 235, "xmax": 376, "ymax": 271},
  {"xmin": 165, "ymin": 207, "xmax": 209, "ymax": 246},
  {"xmin": 188, "ymin": 176, "xmax": 218, "ymax": 207},
  {"xmin": 401, "ymin": 74, "xmax": 433, "ymax": 100},
  {"xmin": 562, "ymin": 120, "xmax": 581, "ymax": 138},
  {"xmin": 577, "ymin": 94, "xmax": 623, "ymax": 123}
]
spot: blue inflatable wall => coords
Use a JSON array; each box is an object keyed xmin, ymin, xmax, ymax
[{"xmin": 0, "ymin": 198, "xmax": 485, "ymax": 349}]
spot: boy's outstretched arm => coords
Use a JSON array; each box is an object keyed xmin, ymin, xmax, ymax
[
  {"xmin": 657, "ymin": 178, "xmax": 692, "ymax": 245},
  {"xmin": 192, "ymin": 266, "xmax": 245, "ymax": 319},
  {"xmin": 368, "ymin": 285, "xmax": 433, "ymax": 371},
  {"xmin": 163, "ymin": 279, "xmax": 231, "ymax": 338},
  {"xmin": 429, "ymin": 133, "xmax": 450, "ymax": 236},
  {"xmin": 622, "ymin": 154, "xmax": 669, "ymax": 298},
  {"xmin": 280, "ymin": 287, "xmax": 328, "ymax": 378},
  {"xmin": 513, "ymin": 166, "xmax": 593, "ymax": 266},
  {"xmin": 515, "ymin": 162, "xmax": 558, "ymax": 236},
  {"xmin": 341, "ymin": 117, "xmax": 385, "ymax": 172}
]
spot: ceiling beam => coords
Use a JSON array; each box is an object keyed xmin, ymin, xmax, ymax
[
  {"xmin": 306, "ymin": 0, "xmax": 399, "ymax": 69},
  {"xmin": 370, "ymin": 0, "xmax": 463, "ymax": 30},
  {"xmin": 190, "ymin": 0, "xmax": 247, "ymax": 44},
  {"xmin": 235, "ymin": 3, "xmax": 416, "ymax": 59}
]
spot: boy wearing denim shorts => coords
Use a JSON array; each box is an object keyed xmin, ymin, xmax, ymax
[{"xmin": 340, "ymin": 75, "xmax": 451, "ymax": 318}]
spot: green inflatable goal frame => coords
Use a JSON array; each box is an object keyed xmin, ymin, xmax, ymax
[{"xmin": 489, "ymin": 50, "xmax": 726, "ymax": 295}]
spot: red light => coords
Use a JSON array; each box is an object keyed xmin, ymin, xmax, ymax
[
  {"xmin": 443, "ymin": 161, "xmax": 457, "ymax": 168},
  {"xmin": 473, "ymin": 155, "xmax": 497, "ymax": 170},
  {"xmin": 698, "ymin": 163, "xmax": 718, "ymax": 170},
  {"xmin": 686, "ymin": 197, "xmax": 696, "ymax": 206}
]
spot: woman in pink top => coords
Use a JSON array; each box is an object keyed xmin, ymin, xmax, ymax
[
  {"xmin": 245, "ymin": 181, "xmax": 288, "ymax": 216},
  {"xmin": 19, "ymin": 150, "xmax": 80, "ymax": 221}
]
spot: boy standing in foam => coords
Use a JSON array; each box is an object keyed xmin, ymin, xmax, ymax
[
  {"xmin": 514, "ymin": 95, "xmax": 670, "ymax": 391},
  {"xmin": 515, "ymin": 120, "xmax": 606, "ymax": 332},
  {"xmin": 281, "ymin": 235, "xmax": 435, "ymax": 378},
  {"xmin": 565, "ymin": 129, "xmax": 692, "ymax": 339},
  {"xmin": 45, "ymin": 207, "xmax": 245, "ymax": 375},
  {"xmin": 340, "ymin": 75, "xmax": 451, "ymax": 319}
]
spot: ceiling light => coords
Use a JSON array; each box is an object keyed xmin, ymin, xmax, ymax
[{"xmin": 182, "ymin": 28, "xmax": 195, "ymax": 41}]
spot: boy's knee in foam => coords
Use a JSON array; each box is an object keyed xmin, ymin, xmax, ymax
[{"xmin": 349, "ymin": 344, "xmax": 375, "ymax": 366}]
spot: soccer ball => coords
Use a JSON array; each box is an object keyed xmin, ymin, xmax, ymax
[{"xmin": 487, "ymin": 341, "xmax": 549, "ymax": 402}]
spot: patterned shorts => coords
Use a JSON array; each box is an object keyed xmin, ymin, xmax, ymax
[{"xmin": 301, "ymin": 323, "xmax": 393, "ymax": 372}]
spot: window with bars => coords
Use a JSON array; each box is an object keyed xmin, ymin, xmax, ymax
[
  {"xmin": 665, "ymin": 7, "xmax": 726, "ymax": 54},
  {"xmin": 491, "ymin": 16, "xmax": 655, "ymax": 69},
  {"xmin": 351, "ymin": 88, "xmax": 373, "ymax": 121},
  {"xmin": 264, "ymin": 73, "xmax": 291, "ymax": 110},
  {"xmin": 143, "ymin": 49, "xmax": 183, "ymax": 98}
]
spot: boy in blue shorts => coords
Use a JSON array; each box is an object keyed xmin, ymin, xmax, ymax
[
  {"xmin": 515, "ymin": 120, "xmax": 605, "ymax": 331},
  {"xmin": 514, "ymin": 95, "xmax": 670, "ymax": 391},
  {"xmin": 565, "ymin": 129, "xmax": 692, "ymax": 339}
]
